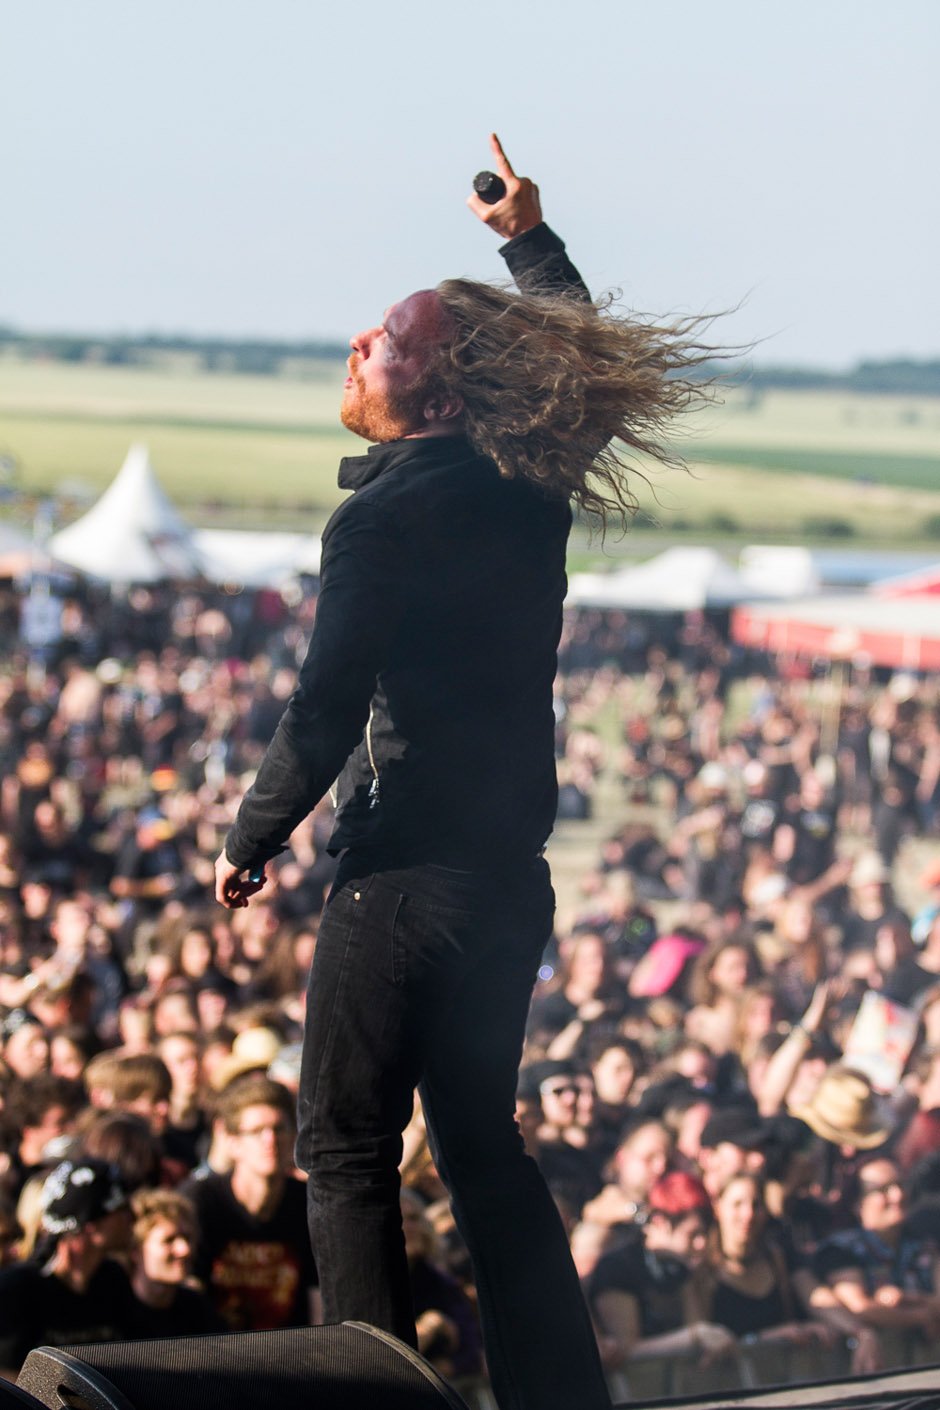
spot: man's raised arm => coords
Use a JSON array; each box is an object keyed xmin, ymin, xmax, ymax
[{"xmin": 468, "ymin": 132, "xmax": 591, "ymax": 301}]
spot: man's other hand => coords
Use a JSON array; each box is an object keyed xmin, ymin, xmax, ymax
[
  {"xmin": 215, "ymin": 851, "xmax": 267, "ymax": 908},
  {"xmin": 467, "ymin": 133, "xmax": 542, "ymax": 240}
]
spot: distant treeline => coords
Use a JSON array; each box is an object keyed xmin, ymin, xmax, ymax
[
  {"xmin": 0, "ymin": 328, "xmax": 348, "ymax": 376},
  {"xmin": 2, "ymin": 326, "xmax": 939, "ymax": 394},
  {"xmin": 742, "ymin": 359, "xmax": 940, "ymax": 395}
]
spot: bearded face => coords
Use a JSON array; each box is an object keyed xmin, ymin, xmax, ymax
[
  {"xmin": 340, "ymin": 354, "xmax": 432, "ymax": 443},
  {"xmin": 340, "ymin": 290, "xmax": 453, "ymax": 444}
]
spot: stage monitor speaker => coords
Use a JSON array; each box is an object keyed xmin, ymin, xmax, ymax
[
  {"xmin": 18, "ymin": 1321, "xmax": 470, "ymax": 1410},
  {"xmin": 0, "ymin": 1382, "xmax": 47, "ymax": 1410}
]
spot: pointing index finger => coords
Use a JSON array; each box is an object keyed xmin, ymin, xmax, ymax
[{"xmin": 489, "ymin": 132, "xmax": 516, "ymax": 180}]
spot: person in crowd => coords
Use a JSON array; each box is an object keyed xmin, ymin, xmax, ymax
[
  {"xmin": 4, "ymin": 1073, "xmax": 85, "ymax": 1196},
  {"xmin": 770, "ymin": 893, "xmax": 833, "ymax": 1019},
  {"xmin": 696, "ymin": 1172, "xmax": 834, "ymax": 1348},
  {"xmin": 527, "ymin": 930, "xmax": 625, "ymax": 1048},
  {"xmin": 49, "ymin": 1024, "xmax": 97, "ymax": 1082},
  {"xmin": 0, "ymin": 1157, "xmax": 133, "ymax": 1374},
  {"xmin": 126, "ymin": 1188, "xmax": 226, "ymax": 1337},
  {"xmin": 695, "ymin": 1107, "xmax": 769, "ymax": 1201},
  {"xmin": 85, "ymin": 1051, "xmax": 173, "ymax": 1140},
  {"xmin": 523, "ymin": 1059, "xmax": 603, "ymax": 1214},
  {"xmin": 589, "ymin": 1171, "xmax": 737, "ymax": 1371},
  {"xmin": 157, "ymin": 1029, "xmax": 207, "ymax": 1169},
  {"xmin": 684, "ymin": 940, "xmax": 762, "ymax": 1057},
  {"xmin": 841, "ymin": 852, "xmax": 907, "ymax": 954},
  {"xmin": 79, "ymin": 1110, "xmax": 167, "ymax": 1193},
  {"xmin": 814, "ymin": 1156, "xmax": 940, "ymax": 1354},
  {"xmin": 791, "ymin": 1065, "xmax": 893, "ymax": 1201},
  {"xmin": 182, "ymin": 1075, "xmax": 319, "ymax": 1330},
  {"xmin": 157, "ymin": 913, "xmax": 233, "ymax": 994},
  {"xmin": 774, "ymin": 770, "xmax": 841, "ymax": 891},
  {"xmin": 587, "ymin": 1033, "xmax": 645, "ymax": 1164},
  {"xmin": 400, "ymin": 1188, "xmax": 482, "ymax": 1380},
  {"xmin": 583, "ymin": 1118, "xmax": 673, "ymax": 1228},
  {"xmin": 894, "ymin": 1048, "xmax": 940, "ymax": 1169},
  {"xmin": 2, "ymin": 1010, "xmax": 49, "ymax": 1080}
]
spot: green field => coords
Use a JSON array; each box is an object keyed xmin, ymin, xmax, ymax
[{"xmin": 1, "ymin": 360, "xmax": 939, "ymax": 551}]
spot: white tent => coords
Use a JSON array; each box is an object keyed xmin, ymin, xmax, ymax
[
  {"xmin": 49, "ymin": 444, "xmax": 204, "ymax": 583},
  {"xmin": 567, "ymin": 546, "xmax": 757, "ymax": 611},
  {"xmin": 192, "ymin": 528, "xmax": 321, "ymax": 587},
  {"xmin": 737, "ymin": 545, "xmax": 821, "ymax": 598}
]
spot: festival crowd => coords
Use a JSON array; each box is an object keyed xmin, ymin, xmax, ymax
[{"xmin": 0, "ymin": 578, "xmax": 939, "ymax": 1399}]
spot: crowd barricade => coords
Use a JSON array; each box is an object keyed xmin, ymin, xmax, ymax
[
  {"xmin": 600, "ymin": 1335, "xmax": 860, "ymax": 1402},
  {"xmin": 436, "ymin": 1332, "xmax": 940, "ymax": 1409}
]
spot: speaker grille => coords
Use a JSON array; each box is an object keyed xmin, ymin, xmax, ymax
[{"xmin": 19, "ymin": 1323, "xmax": 468, "ymax": 1410}]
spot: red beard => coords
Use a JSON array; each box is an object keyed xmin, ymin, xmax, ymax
[{"xmin": 340, "ymin": 356, "xmax": 430, "ymax": 443}]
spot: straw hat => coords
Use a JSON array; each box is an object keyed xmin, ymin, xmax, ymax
[
  {"xmin": 212, "ymin": 1027, "xmax": 283, "ymax": 1091},
  {"xmin": 791, "ymin": 1064, "xmax": 890, "ymax": 1150},
  {"xmin": 849, "ymin": 852, "xmax": 890, "ymax": 889}
]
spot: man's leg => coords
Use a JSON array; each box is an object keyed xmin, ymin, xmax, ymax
[
  {"xmin": 295, "ymin": 867, "xmax": 419, "ymax": 1344},
  {"xmin": 417, "ymin": 860, "xmax": 612, "ymax": 1410},
  {"xmin": 296, "ymin": 856, "xmax": 610, "ymax": 1409}
]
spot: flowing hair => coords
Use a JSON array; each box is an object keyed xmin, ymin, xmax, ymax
[{"xmin": 434, "ymin": 278, "xmax": 725, "ymax": 530}]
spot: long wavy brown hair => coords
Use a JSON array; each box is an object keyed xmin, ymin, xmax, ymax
[{"xmin": 433, "ymin": 278, "xmax": 724, "ymax": 529}]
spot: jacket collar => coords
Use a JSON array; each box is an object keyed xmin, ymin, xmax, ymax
[{"xmin": 338, "ymin": 434, "xmax": 473, "ymax": 491}]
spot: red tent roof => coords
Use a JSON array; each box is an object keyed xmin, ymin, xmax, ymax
[
  {"xmin": 873, "ymin": 562, "xmax": 940, "ymax": 598},
  {"xmin": 731, "ymin": 592, "xmax": 940, "ymax": 670}
]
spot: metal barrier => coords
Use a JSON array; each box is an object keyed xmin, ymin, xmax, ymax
[{"xmin": 450, "ymin": 1330, "xmax": 939, "ymax": 1407}]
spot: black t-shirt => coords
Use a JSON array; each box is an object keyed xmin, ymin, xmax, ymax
[
  {"xmin": 182, "ymin": 1171, "xmax": 318, "ymax": 1331},
  {"xmin": 842, "ymin": 905, "xmax": 909, "ymax": 954},
  {"xmin": 536, "ymin": 1140, "xmax": 604, "ymax": 1214},
  {"xmin": 784, "ymin": 806, "xmax": 837, "ymax": 884},
  {"xmin": 588, "ymin": 1232, "xmax": 690, "ymax": 1337},
  {"xmin": 123, "ymin": 1284, "xmax": 227, "ymax": 1340},
  {"xmin": 0, "ymin": 1257, "xmax": 134, "ymax": 1373}
]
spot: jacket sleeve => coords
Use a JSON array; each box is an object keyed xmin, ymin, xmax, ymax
[
  {"xmin": 498, "ymin": 222, "xmax": 591, "ymax": 302},
  {"xmin": 223, "ymin": 498, "xmax": 405, "ymax": 870}
]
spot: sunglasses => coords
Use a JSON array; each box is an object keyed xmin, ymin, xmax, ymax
[{"xmin": 859, "ymin": 1180, "xmax": 902, "ymax": 1197}]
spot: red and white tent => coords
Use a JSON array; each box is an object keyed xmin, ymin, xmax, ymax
[
  {"xmin": 731, "ymin": 591, "xmax": 940, "ymax": 671},
  {"xmin": 871, "ymin": 562, "xmax": 940, "ymax": 598}
]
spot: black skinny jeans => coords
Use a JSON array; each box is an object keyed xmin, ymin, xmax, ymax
[{"xmin": 296, "ymin": 853, "xmax": 611, "ymax": 1410}]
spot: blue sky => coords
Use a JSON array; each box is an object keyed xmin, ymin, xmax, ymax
[{"xmin": 4, "ymin": 0, "xmax": 938, "ymax": 367}]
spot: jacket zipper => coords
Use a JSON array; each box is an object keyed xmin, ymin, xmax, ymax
[
  {"xmin": 329, "ymin": 704, "xmax": 381, "ymax": 811},
  {"xmin": 366, "ymin": 704, "xmax": 381, "ymax": 809}
]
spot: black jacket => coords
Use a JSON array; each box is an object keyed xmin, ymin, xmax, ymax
[{"xmin": 224, "ymin": 224, "xmax": 588, "ymax": 873}]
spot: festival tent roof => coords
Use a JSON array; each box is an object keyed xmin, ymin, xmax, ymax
[
  {"xmin": 731, "ymin": 592, "xmax": 940, "ymax": 671},
  {"xmin": 48, "ymin": 444, "xmax": 204, "ymax": 583},
  {"xmin": 737, "ymin": 545, "xmax": 822, "ymax": 598},
  {"xmin": 871, "ymin": 562, "xmax": 940, "ymax": 598},
  {"xmin": 192, "ymin": 528, "xmax": 321, "ymax": 587},
  {"xmin": 566, "ymin": 547, "xmax": 756, "ymax": 611}
]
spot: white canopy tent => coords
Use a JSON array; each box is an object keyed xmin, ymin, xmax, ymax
[
  {"xmin": 566, "ymin": 546, "xmax": 757, "ymax": 611},
  {"xmin": 192, "ymin": 528, "xmax": 321, "ymax": 587},
  {"xmin": 49, "ymin": 444, "xmax": 204, "ymax": 583}
]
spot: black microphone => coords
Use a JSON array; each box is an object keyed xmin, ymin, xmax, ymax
[{"xmin": 473, "ymin": 171, "xmax": 506, "ymax": 205}]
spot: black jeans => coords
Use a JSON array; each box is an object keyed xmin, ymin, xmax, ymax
[{"xmin": 296, "ymin": 854, "xmax": 611, "ymax": 1410}]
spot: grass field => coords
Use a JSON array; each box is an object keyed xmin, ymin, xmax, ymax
[{"xmin": 1, "ymin": 359, "xmax": 939, "ymax": 552}]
